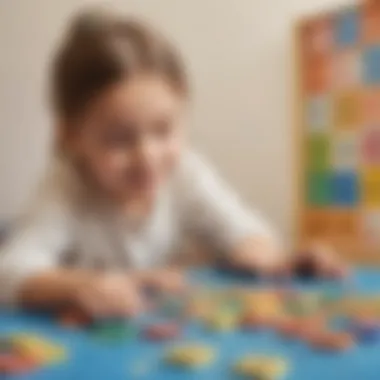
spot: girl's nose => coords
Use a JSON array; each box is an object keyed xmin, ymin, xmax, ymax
[{"xmin": 133, "ymin": 137, "xmax": 156, "ymax": 165}]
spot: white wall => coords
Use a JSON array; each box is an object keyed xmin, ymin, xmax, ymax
[{"xmin": 0, "ymin": 0, "xmax": 349, "ymax": 243}]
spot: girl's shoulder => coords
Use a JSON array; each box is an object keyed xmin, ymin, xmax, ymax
[
  {"xmin": 21, "ymin": 157, "xmax": 82, "ymax": 221},
  {"xmin": 176, "ymin": 149, "xmax": 217, "ymax": 182},
  {"xmin": 36, "ymin": 157, "xmax": 80, "ymax": 203},
  {"xmin": 171, "ymin": 149, "xmax": 223, "ymax": 205}
]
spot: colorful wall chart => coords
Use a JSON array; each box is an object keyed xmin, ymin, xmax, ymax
[{"xmin": 296, "ymin": 0, "xmax": 380, "ymax": 263}]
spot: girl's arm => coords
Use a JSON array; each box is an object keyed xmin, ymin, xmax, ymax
[
  {"xmin": 179, "ymin": 152, "xmax": 283, "ymax": 273},
  {"xmin": 0, "ymin": 191, "xmax": 142, "ymax": 316},
  {"xmin": 19, "ymin": 269, "xmax": 142, "ymax": 316},
  {"xmin": 0, "ymin": 211, "xmax": 142, "ymax": 315},
  {"xmin": 0, "ymin": 157, "xmax": 146, "ymax": 315},
  {"xmin": 0, "ymin": 190, "xmax": 73, "ymax": 307},
  {"xmin": 18, "ymin": 269, "xmax": 93, "ymax": 307}
]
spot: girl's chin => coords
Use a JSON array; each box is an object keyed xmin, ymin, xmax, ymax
[
  {"xmin": 126, "ymin": 183, "xmax": 160, "ymax": 199},
  {"xmin": 105, "ymin": 180, "xmax": 161, "ymax": 204},
  {"xmin": 134, "ymin": 179, "xmax": 161, "ymax": 194}
]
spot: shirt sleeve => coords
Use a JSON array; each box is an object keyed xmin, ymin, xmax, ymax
[
  {"xmin": 178, "ymin": 151, "xmax": 278, "ymax": 253},
  {"xmin": 0, "ymin": 173, "xmax": 72, "ymax": 306}
]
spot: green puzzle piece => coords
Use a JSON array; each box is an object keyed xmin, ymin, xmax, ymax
[
  {"xmin": 306, "ymin": 170, "xmax": 333, "ymax": 206},
  {"xmin": 0, "ymin": 337, "xmax": 14, "ymax": 353},
  {"xmin": 286, "ymin": 294, "xmax": 322, "ymax": 316},
  {"xmin": 307, "ymin": 134, "xmax": 330, "ymax": 171},
  {"xmin": 91, "ymin": 320, "xmax": 137, "ymax": 342}
]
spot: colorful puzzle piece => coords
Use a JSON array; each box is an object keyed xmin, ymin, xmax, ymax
[
  {"xmin": 302, "ymin": 209, "xmax": 333, "ymax": 238},
  {"xmin": 363, "ymin": 45, "xmax": 380, "ymax": 85},
  {"xmin": 333, "ymin": 91, "xmax": 360, "ymax": 130},
  {"xmin": 332, "ymin": 131, "xmax": 359, "ymax": 170},
  {"xmin": 363, "ymin": 0, "xmax": 380, "ymax": 44},
  {"xmin": 143, "ymin": 322, "xmax": 181, "ymax": 341},
  {"xmin": 307, "ymin": 135, "xmax": 331, "ymax": 170},
  {"xmin": 307, "ymin": 330, "xmax": 355, "ymax": 352},
  {"xmin": 11, "ymin": 334, "xmax": 67, "ymax": 365},
  {"xmin": 331, "ymin": 210, "xmax": 359, "ymax": 238},
  {"xmin": 90, "ymin": 319, "xmax": 136, "ymax": 342},
  {"xmin": 302, "ymin": 17, "xmax": 333, "ymax": 57},
  {"xmin": 332, "ymin": 171, "xmax": 359, "ymax": 206},
  {"xmin": 333, "ymin": 50, "xmax": 361, "ymax": 89},
  {"xmin": 0, "ymin": 337, "xmax": 15, "ymax": 354},
  {"xmin": 306, "ymin": 170, "xmax": 333, "ymax": 206},
  {"xmin": 361, "ymin": 126, "xmax": 380, "ymax": 165},
  {"xmin": 335, "ymin": 8, "xmax": 359, "ymax": 47},
  {"xmin": 234, "ymin": 355, "xmax": 289, "ymax": 380},
  {"xmin": 361, "ymin": 167, "xmax": 380, "ymax": 208},
  {"xmin": 361, "ymin": 89, "xmax": 380, "ymax": 125},
  {"xmin": 244, "ymin": 294, "xmax": 284, "ymax": 323},
  {"xmin": 206, "ymin": 309, "xmax": 238, "ymax": 332},
  {"xmin": 166, "ymin": 344, "xmax": 216, "ymax": 368},
  {"xmin": 304, "ymin": 55, "xmax": 332, "ymax": 94},
  {"xmin": 362, "ymin": 210, "xmax": 380, "ymax": 244},
  {"xmin": 286, "ymin": 292, "xmax": 322, "ymax": 316},
  {"xmin": 0, "ymin": 353, "xmax": 37, "ymax": 375},
  {"xmin": 306, "ymin": 95, "xmax": 332, "ymax": 133}
]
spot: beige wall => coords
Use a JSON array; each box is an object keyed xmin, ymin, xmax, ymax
[{"xmin": 0, "ymin": 0, "xmax": 349, "ymax": 242}]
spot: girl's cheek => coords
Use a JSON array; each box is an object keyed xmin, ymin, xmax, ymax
[
  {"xmin": 106, "ymin": 151, "xmax": 132, "ymax": 174},
  {"xmin": 165, "ymin": 135, "xmax": 183, "ymax": 168},
  {"xmin": 93, "ymin": 151, "xmax": 131, "ymax": 182}
]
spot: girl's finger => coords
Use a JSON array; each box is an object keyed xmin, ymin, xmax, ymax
[
  {"xmin": 80, "ymin": 293, "xmax": 110, "ymax": 318},
  {"xmin": 99, "ymin": 291, "xmax": 138, "ymax": 317}
]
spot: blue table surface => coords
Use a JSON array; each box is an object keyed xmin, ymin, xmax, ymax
[{"xmin": 1, "ymin": 268, "xmax": 380, "ymax": 380}]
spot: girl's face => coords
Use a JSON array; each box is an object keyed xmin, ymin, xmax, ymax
[{"xmin": 68, "ymin": 75, "xmax": 185, "ymax": 203}]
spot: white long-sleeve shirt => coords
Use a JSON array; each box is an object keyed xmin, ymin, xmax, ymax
[{"xmin": 0, "ymin": 150, "xmax": 275, "ymax": 304}]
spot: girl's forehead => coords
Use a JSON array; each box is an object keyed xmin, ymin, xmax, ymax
[{"xmin": 88, "ymin": 76, "xmax": 185, "ymax": 119}]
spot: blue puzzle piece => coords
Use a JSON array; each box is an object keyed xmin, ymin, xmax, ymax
[
  {"xmin": 350, "ymin": 319, "xmax": 380, "ymax": 344},
  {"xmin": 332, "ymin": 171, "xmax": 359, "ymax": 206},
  {"xmin": 335, "ymin": 8, "xmax": 359, "ymax": 48},
  {"xmin": 363, "ymin": 45, "xmax": 380, "ymax": 85}
]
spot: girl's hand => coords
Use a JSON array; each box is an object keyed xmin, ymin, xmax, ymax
[
  {"xmin": 293, "ymin": 241, "xmax": 350, "ymax": 279},
  {"xmin": 226, "ymin": 236, "xmax": 286, "ymax": 277},
  {"xmin": 74, "ymin": 273, "xmax": 142, "ymax": 318},
  {"xmin": 135, "ymin": 268, "xmax": 186, "ymax": 294}
]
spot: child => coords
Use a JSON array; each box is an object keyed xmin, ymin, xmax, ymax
[{"xmin": 0, "ymin": 10, "xmax": 345, "ymax": 317}]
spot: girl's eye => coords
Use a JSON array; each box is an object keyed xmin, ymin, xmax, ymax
[{"xmin": 101, "ymin": 128, "xmax": 136, "ymax": 147}]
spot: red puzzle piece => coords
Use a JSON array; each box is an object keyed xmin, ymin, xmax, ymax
[{"xmin": 143, "ymin": 323, "xmax": 181, "ymax": 341}]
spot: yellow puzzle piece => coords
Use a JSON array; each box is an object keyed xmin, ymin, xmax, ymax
[
  {"xmin": 234, "ymin": 355, "xmax": 289, "ymax": 379},
  {"xmin": 12, "ymin": 333, "xmax": 67, "ymax": 365},
  {"xmin": 244, "ymin": 291, "xmax": 283, "ymax": 320},
  {"xmin": 166, "ymin": 344, "xmax": 216, "ymax": 368},
  {"xmin": 206, "ymin": 310, "xmax": 238, "ymax": 331}
]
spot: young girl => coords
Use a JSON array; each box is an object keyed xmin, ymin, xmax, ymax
[{"xmin": 0, "ymin": 10, "xmax": 345, "ymax": 317}]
